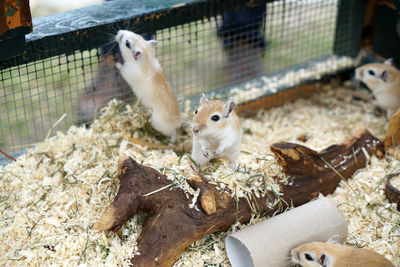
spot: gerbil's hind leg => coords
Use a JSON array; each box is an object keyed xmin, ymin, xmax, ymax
[
  {"xmin": 132, "ymin": 97, "xmax": 142, "ymax": 110},
  {"xmin": 190, "ymin": 153, "xmax": 209, "ymax": 170},
  {"xmin": 150, "ymin": 112, "xmax": 177, "ymax": 140},
  {"xmin": 230, "ymin": 161, "xmax": 238, "ymax": 170},
  {"xmin": 224, "ymin": 148, "xmax": 240, "ymax": 170},
  {"xmin": 168, "ymin": 131, "xmax": 176, "ymax": 146}
]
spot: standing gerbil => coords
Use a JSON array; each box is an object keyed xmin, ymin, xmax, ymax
[
  {"xmin": 115, "ymin": 30, "xmax": 182, "ymax": 143},
  {"xmin": 291, "ymin": 241, "xmax": 394, "ymax": 267},
  {"xmin": 355, "ymin": 58, "xmax": 400, "ymax": 118},
  {"xmin": 191, "ymin": 94, "xmax": 242, "ymax": 169}
]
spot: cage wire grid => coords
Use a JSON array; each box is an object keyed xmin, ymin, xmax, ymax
[{"xmin": 1, "ymin": 0, "xmax": 360, "ymax": 164}]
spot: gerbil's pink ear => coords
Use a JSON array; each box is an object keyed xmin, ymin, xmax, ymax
[
  {"xmin": 223, "ymin": 100, "xmax": 236, "ymax": 118},
  {"xmin": 384, "ymin": 58, "xmax": 394, "ymax": 66},
  {"xmin": 116, "ymin": 32, "xmax": 123, "ymax": 43},
  {"xmin": 380, "ymin": 69, "xmax": 390, "ymax": 82},
  {"xmin": 148, "ymin": 40, "xmax": 158, "ymax": 49},
  {"xmin": 200, "ymin": 94, "xmax": 209, "ymax": 105},
  {"xmin": 327, "ymin": 234, "xmax": 340, "ymax": 244}
]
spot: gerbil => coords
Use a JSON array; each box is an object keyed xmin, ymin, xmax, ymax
[
  {"xmin": 355, "ymin": 58, "xmax": 400, "ymax": 118},
  {"xmin": 115, "ymin": 30, "xmax": 182, "ymax": 143},
  {"xmin": 291, "ymin": 241, "xmax": 394, "ymax": 267},
  {"xmin": 191, "ymin": 94, "xmax": 242, "ymax": 168}
]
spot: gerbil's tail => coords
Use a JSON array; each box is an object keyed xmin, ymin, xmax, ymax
[{"xmin": 178, "ymin": 113, "xmax": 192, "ymax": 129}]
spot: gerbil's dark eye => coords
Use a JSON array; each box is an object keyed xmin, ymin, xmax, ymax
[
  {"xmin": 305, "ymin": 253, "xmax": 314, "ymax": 261},
  {"xmin": 125, "ymin": 40, "xmax": 131, "ymax": 49},
  {"xmin": 211, "ymin": 115, "xmax": 220, "ymax": 121},
  {"xmin": 368, "ymin": 69, "xmax": 375, "ymax": 76},
  {"xmin": 195, "ymin": 109, "xmax": 198, "ymax": 115}
]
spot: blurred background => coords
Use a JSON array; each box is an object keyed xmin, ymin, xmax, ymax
[{"xmin": 30, "ymin": 0, "xmax": 102, "ymax": 17}]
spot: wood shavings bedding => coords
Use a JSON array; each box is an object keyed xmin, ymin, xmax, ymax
[
  {"xmin": 391, "ymin": 175, "xmax": 400, "ymax": 189},
  {"xmin": 230, "ymin": 55, "xmax": 355, "ymax": 104},
  {"xmin": 0, "ymin": 87, "xmax": 399, "ymax": 266}
]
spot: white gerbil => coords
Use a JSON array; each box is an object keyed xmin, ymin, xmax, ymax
[
  {"xmin": 355, "ymin": 58, "xmax": 400, "ymax": 118},
  {"xmin": 191, "ymin": 94, "xmax": 242, "ymax": 169},
  {"xmin": 291, "ymin": 241, "xmax": 394, "ymax": 267},
  {"xmin": 115, "ymin": 30, "xmax": 182, "ymax": 143}
]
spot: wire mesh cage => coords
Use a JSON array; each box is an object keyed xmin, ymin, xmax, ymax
[{"xmin": 0, "ymin": 0, "xmax": 365, "ymax": 164}]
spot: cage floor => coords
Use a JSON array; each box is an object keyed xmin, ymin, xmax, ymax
[{"xmin": 0, "ymin": 86, "xmax": 398, "ymax": 266}]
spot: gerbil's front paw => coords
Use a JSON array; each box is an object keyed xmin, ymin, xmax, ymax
[
  {"xmin": 214, "ymin": 146, "xmax": 224, "ymax": 157},
  {"xmin": 115, "ymin": 62, "xmax": 123, "ymax": 70},
  {"xmin": 201, "ymin": 146, "xmax": 210, "ymax": 158}
]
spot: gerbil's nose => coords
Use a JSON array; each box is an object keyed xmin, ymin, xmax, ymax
[{"xmin": 192, "ymin": 127, "xmax": 199, "ymax": 134}]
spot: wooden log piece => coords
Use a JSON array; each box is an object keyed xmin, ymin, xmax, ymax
[
  {"xmin": 383, "ymin": 108, "xmax": 400, "ymax": 150},
  {"xmin": 272, "ymin": 129, "xmax": 384, "ymax": 207},
  {"xmin": 94, "ymin": 129, "xmax": 384, "ymax": 267},
  {"xmin": 94, "ymin": 155, "xmax": 277, "ymax": 267},
  {"xmin": 385, "ymin": 173, "xmax": 400, "ymax": 211}
]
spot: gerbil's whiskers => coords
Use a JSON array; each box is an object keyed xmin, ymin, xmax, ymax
[
  {"xmin": 102, "ymin": 23, "xmax": 119, "ymax": 55},
  {"xmin": 101, "ymin": 38, "xmax": 116, "ymax": 47},
  {"xmin": 125, "ymin": 18, "xmax": 133, "ymax": 33},
  {"xmin": 103, "ymin": 42, "xmax": 118, "ymax": 56},
  {"xmin": 104, "ymin": 31, "xmax": 116, "ymax": 40},
  {"xmin": 109, "ymin": 22, "xmax": 119, "ymax": 35},
  {"xmin": 127, "ymin": 22, "xmax": 143, "ymax": 34}
]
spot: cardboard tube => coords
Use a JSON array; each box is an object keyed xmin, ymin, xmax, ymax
[{"xmin": 225, "ymin": 197, "xmax": 347, "ymax": 267}]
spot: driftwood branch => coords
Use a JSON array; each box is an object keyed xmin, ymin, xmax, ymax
[
  {"xmin": 272, "ymin": 129, "xmax": 384, "ymax": 206},
  {"xmin": 94, "ymin": 129, "xmax": 383, "ymax": 267},
  {"xmin": 94, "ymin": 156, "xmax": 274, "ymax": 267}
]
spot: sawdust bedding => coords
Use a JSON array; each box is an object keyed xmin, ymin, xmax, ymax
[
  {"xmin": 0, "ymin": 87, "xmax": 399, "ymax": 266},
  {"xmin": 391, "ymin": 175, "xmax": 400, "ymax": 189}
]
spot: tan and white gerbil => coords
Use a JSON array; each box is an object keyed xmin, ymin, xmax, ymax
[
  {"xmin": 355, "ymin": 58, "xmax": 400, "ymax": 118},
  {"xmin": 191, "ymin": 94, "xmax": 242, "ymax": 168},
  {"xmin": 291, "ymin": 241, "xmax": 394, "ymax": 267},
  {"xmin": 115, "ymin": 30, "xmax": 182, "ymax": 143}
]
